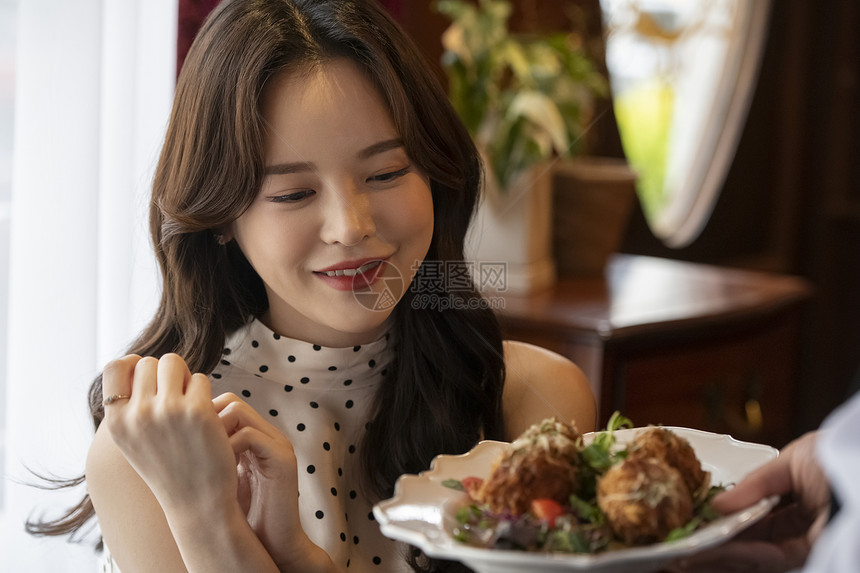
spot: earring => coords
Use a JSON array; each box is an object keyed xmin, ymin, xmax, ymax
[{"xmin": 214, "ymin": 232, "xmax": 228, "ymax": 246}]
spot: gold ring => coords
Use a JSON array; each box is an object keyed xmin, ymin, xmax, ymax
[{"xmin": 103, "ymin": 394, "xmax": 131, "ymax": 406}]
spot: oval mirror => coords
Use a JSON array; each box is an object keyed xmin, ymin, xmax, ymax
[{"xmin": 600, "ymin": 0, "xmax": 771, "ymax": 248}]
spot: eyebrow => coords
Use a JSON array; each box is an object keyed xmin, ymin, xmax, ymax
[{"xmin": 263, "ymin": 138, "xmax": 405, "ymax": 175}]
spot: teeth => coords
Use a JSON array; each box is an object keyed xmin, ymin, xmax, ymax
[{"xmin": 323, "ymin": 260, "xmax": 381, "ymax": 277}]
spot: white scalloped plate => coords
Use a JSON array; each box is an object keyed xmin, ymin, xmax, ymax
[{"xmin": 373, "ymin": 427, "xmax": 779, "ymax": 573}]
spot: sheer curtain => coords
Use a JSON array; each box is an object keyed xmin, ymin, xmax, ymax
[{"xmin": 1, "ymin": 0, "xmax": 176, "ymax": 570}]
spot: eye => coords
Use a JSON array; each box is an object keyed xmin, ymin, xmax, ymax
[
  {"xmin": 368, "ymin": 166, "xmax": 410, "ymax": 183},
  {"xmin": 268, "ymin": 189, "xmax": 315, "ymax": 203}
]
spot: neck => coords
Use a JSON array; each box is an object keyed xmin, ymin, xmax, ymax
[{"xmin": 259, "ymin": 310, "xmax": 390, "ymax": 348}]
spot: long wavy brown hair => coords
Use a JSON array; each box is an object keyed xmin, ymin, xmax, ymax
[{"xmin": 28, "ymin": 1, "xmax": 505, "ymax": 571}]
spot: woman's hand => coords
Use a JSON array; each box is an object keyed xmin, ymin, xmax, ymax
[
  {"xmin": 101, "ymin": 355, "xmax": 336, "ymax": 572},
  {"xmin": 101, "ymin": 354, "xmax": 239, "ymax": 514},
  {"xmin": 213, "ymin": 393, "xmax": 329, "ymax": 571}
]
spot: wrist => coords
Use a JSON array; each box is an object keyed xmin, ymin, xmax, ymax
[
  {"xmin": 164, "ymin": 496, "xmax": 247, "ymax": 538},
  {"xmin": 273, "ymin": 534, "xmax": 337, "ymax": 573},
  {"xmin": 164, "ymin": 500, "xmax": 281, "ymax": 573}
]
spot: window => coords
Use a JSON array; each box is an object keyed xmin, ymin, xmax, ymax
[
  {"xmin": 1, "ymin": 2, "xmax": 175, "ymax": 569},
  {"xmin": 601, "ymin": 0, "xmax": 771, "ymax": 247}
]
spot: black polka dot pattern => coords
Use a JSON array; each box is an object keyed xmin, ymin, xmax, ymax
[{"xmin": 211, "ymin": 319, "xmax": 396, "ymax": 569}]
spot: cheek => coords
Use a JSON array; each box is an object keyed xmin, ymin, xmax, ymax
[
  {"xmin": 233, "ymin": 210, "xmax": 315, "ymax": 271},
  {"xmin": 389, "ymin": 184, "xmax": 434, "ymax": 249}
]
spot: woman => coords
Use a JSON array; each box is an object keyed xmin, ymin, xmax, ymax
[{"xmin": 34, "ymin": 1, "xmax": 595, "ymax": 571}]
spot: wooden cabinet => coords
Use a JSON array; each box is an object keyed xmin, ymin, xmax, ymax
[{"xmin": 495, "ymin": 255, "xmax": 812, "ymax": 446}]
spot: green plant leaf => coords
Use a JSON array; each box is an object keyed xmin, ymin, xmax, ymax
[{"xmin": 436, "ymin": 0, "xmax": 606, "ymax": 192}]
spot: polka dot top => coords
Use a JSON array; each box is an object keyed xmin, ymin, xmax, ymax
[{"xmin": 210, "ymin": 318, "xmax": 408, "ymax": 572}]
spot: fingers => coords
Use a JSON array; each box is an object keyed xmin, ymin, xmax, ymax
[
  {"xmin": 713, "ymin": 432, "xmax": 824, "ymax": 517},
  {"xmin": 215, "ymin": 394, "xmax": 281, "ymax": 440},
  {"xmin": 186, "ymin": 372, "xmax": 213, "ymax": 405},
  {"xmin": 229, "ymin": 427, "xmax": 284, "ymax": 458},
  {"xmin": 102, "ymin": 354, "xmax": 142, "ymax": 411},
  {"xmin": 712, "ymin": 455, "xmax": 792, "ymax": 515},
  {"xmin": 131, "ymin": 356, "xmax": 158, "ymax": 401},
  {"xmin": 102, "ymin": 354, "xmax": 209, "ymax": 413},
  {"xmin": 228, "ymin": 426, "xmax": 296, "ymax": 477},
  {"xmin": 156, "ymin": 353, "xmax": 192, "ymax": 396},
  {"xmin": 212, "ymin": 392, "xmax": 242, "ymax": 413}
]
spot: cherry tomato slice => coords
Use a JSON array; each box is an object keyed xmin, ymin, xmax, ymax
[
  {"xmin": 461, "ymin": 476, "xmax": 484, "ymax": 500},
  {"xmin": 531, "ymin": 498, "xmax": 564, "ymax": 528}
]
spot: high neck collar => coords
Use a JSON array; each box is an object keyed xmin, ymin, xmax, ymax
[{"xmin": 221, "ymin": 318, "xmax": 392, "ymax": 391}]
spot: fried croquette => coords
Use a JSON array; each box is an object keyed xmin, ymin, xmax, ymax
[
  {"xmin": 630, "ymin": 427, "xmax": 710, "ymax": 500},
  {"xmin": 477, "ymin": 418, "xmax": 581, "ymax": 515},
  {"xmin": 596, "ymin": 453, "xmax": 693, "ymax": 544}
]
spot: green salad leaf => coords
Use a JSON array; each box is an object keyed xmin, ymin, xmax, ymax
[{"xmin": 442, "ymin": 479, "xmax": 465, "ymax": 491}]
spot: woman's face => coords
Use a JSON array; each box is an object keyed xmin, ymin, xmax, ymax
[{"xmin": 231, "ymin": 59, "xmax": 434, "ymax": 347}]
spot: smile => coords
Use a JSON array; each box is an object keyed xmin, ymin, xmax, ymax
[{"xmin": 321, "ymin": 260, "xmax": 382, "ymax": 277}]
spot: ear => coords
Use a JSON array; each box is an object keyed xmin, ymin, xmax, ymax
[{"xmin": 213, "ymin": 229, "xmax": 234, "ymax": 245}]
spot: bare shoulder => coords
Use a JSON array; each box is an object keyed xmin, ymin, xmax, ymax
[
  {"xmin": 501, "ymin": 340, "xmax": 596, "ymax": 441},
  {"xmin": 87, "ymin": 424, "xmax": 186, "ymax": 572}
]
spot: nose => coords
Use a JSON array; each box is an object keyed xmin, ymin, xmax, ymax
[{"xmin": 320, "ymin": 184, "xmax": 376, "ymax": 246}]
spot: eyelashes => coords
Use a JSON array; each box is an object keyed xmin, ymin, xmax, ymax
[
  {"xmin": 268, "ymin": 189, "xmax": 316, "ymax": 204},
  {"xmin": 266, "ymin": 166, "xmax": 411, "ymax": 204},
  {"xmin": 368, "ymin": 166, "xmax": 410, "ymax": 183}
]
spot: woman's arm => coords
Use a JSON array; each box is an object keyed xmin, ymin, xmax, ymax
[
  {"xmin": 87, "ymin": 425, "xmax": 280, "ymax": 573},
  {"xmin": 86, "ymin": 354, "xmax": 336, "ymax": 573},
  {"xmin": 501, "ymin": 341, "xmax": 596, "ymax": 440}
]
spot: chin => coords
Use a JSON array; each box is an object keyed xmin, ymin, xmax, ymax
[{"xmin": 325, "ymin": 308, "xmax": 395, "ymax": 337}]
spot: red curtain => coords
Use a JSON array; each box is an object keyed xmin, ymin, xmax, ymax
[
  {"xmin": 176, "ymin": 0, "xmax": 405, "ymax": 76},
  {"xmin": 176, "ymin": 0, "xmax": 222, "ymax": 76}
]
